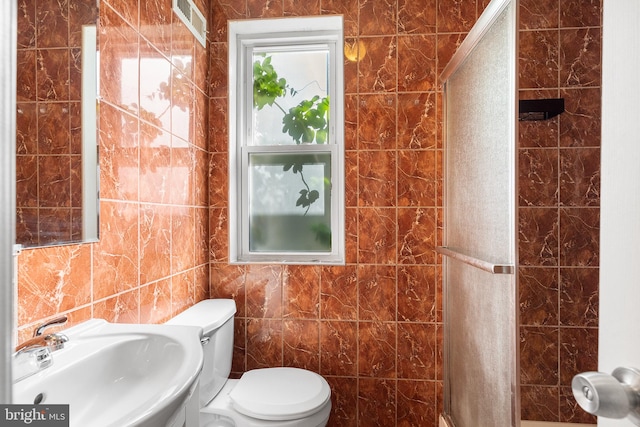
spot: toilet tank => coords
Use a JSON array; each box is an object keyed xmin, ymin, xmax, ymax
[{"xmin": 166, "ymin": 299, "xmax": 237, "ymax": 406}]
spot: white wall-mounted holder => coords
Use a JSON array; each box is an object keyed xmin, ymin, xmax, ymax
[{"xmin": 573, "ymin": 367, "xmax": 640, "ymax": 425}]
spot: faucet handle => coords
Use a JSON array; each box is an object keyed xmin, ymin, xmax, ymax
[{"xmin": 33, "ymin": 315, "xmax": 68, "ymax": 337}]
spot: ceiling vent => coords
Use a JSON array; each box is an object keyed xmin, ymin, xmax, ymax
[{"xmin": 173, "ymin": 0, "xmax": 207, "ymax": 47}]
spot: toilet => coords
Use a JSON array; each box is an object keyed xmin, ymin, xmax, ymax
[{"xmin": 166, "ymin": 299, "xmax": 332, "ymax": 427}]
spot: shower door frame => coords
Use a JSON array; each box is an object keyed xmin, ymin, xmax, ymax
[{"xmin": 439, "ymin": 0, "xmax": 520, "ymax": 425}]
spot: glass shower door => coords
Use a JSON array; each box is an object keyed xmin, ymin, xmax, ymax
[{"xmin": 439, "ymin": 0, "xmax": 519, "ymax": 426}]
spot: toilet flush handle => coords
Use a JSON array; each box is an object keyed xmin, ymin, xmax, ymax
[{"xmin": 200, "ymin": 337, "xmax": 210, "ymax": 346}]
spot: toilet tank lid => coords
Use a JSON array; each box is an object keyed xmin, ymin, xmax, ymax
[{"xmin": 166, "ymin": 299, "xmax": 236, "ymax": 333}]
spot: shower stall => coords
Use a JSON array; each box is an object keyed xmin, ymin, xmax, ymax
[{"xmin": 438, "ymin": 0, "xmax": 519, "ymax": 425}]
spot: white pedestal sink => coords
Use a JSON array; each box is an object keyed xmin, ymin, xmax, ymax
[{"xmin": 13, "ymin": 319, "xmax": 204, "ymax": 427}]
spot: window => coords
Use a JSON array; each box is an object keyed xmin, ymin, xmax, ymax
[{"xmin": 229, "ymin": 16, "xmax": 345, "ymax": 264}]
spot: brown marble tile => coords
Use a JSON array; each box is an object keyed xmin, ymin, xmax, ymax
[
  {"xmin": 283, "ymin": 319, "xmax": 320, "ymax": 370},
  {"xmin": 519, "ymin": 267, "xmax": 559, "ymax": 326},
  {"xmin": 325, "ymin": 377, "xmax": 358, "ymax": 427},
  {"xmin": 284, "ymin": 0, "xmax": 320, "ymax": 16},
  {"xmin": 246, "ymin": 318, "xmax": 283, "ymax": 369},
  {"xmin": 69, "ymin": 0, "xmax": 99, "ymax": 47},
  {"xmin": 560, "ymin": 27, "xmax": 601, "ymax": 87},
  {"xmin": 209, "ymin": 207, "xmax": 228, "ymax": 263},
  {"xmin": 139, "ymin": 0, "xmax": 172, "ymax": 56},
  {"xmin": 397, "ymin": 265, "xmax": 436, "ymax": 322},
  {"xmin": 37, "ymin": 48, "xmax": 70, "ymax": 101},
  {"xmin": 320, "ymin": 320, "xmax": 358, "ymax": 376},
  {"xmin": 171, "ymin": 206, "xmax": 196, "ymax": 273},
  {"xmin": 436, "ymin": 0, "xmax": 476, "ymax": 33},
  {"xmin": 93, "ymin": 201, "xmax": 139, "ymax": 300},
  {"xmin": 560, "ymin": 0, "xmax": 601, "ymax": 28},
  {"xmin": 36, "ymin": 0, "xmax": 69, "ymax": 48},
  {"xmin": 559, "ymin": 207, "xmax": 599, "ymax": 267},
  {"xmin": 15, "ymin": 155, "xmax": 38, "ymax": 208},
  {"xmin": 245, "ymin": 264, "xmax": 283, "ymax": 318},
  {"xmin": 358, "ymin": 321, "xmax": 396, "ymax": 378},
  {"xmin": 520, "ymin": 0, "xmax": 559, "ymax": 30},
  {"xmin": 398, "ymin": 150, "xmax": 437, "ymax": 207},
  {"xmin": 519, "ymin": 90, "xmax": 561, "ymax": 148},
  {"xmin": 520, "ymin": 326, "xmax": 559, "ymax": 385},
  {"xmin": 398, "ymin": 0, "xmax": 436, "ymax": 34},
  {"xmin": 519, "ymin": 148, "xmax": 559, "ymax": 207},
  {"xmin": 17, "ymin": 245, "xmax": 92, "ymax": 325},
  {"xmin": 17, "ymin": 0, "xmax": 36, "ymax": 49},
  {"xmin": 358, "ymin": 94, "xmax": 397, "ymax": 149},
  {"xmin": 358, "ymin": 37, "xmax": 397, "ymax": 93},
  {"xmin": 358, "ymin": 265, "xmax": 396, "ymax": 321},
  {"xmin": 559, "ymin": 327, "xmax": 598, "ymax": 386},
  {"xmin": 520, "ymin": 385, "xmax": 559, "ymax": 422},
  {"xmin": 359, "ymin": 0, "xmax": 397, "ymax": 36},
  {"xmin": 282, "ymin": 265, "xmax": 320, "ymax": 319},
  {"xmin": 320, "ymin": 265, "xmax": 358, "ymax": 320},
  {"xmin": 140, "ymin": 278, "xmax": 172, "ymax": 324},
  {"xmin": 559, "ymin": 267, "xmax": 598, "ymax": 327},
  {"xmin": 518, "ymin": 207, "xmax": 559, "ymax": 266},
  {"xmin": 208, "ymin": 97, "xmax": 228, "ymax": 153},
  {"xmin": 16, "ymin": 103, "xmax": 38, "ymax": 154},
  {"xmin": 99, "ymin": 102, "xmax": 140, "ymax": 201},
  {"xmin": 104, "ymin": 0, "xmax": 139, "ymax": 29},
  {"xmin": 94, "ymin": 289, "xmax": 140, "ymax": 323},
  {"xmin": 232, "ymin": 317, "xmax": 247, "ymax": 374},
  {"xmin": 99, "ymin": 3, "xmax": 139, "ymax": 110},
  {"xmin": 16, "ymin": 50, "xmax": 37, "ymax": 102},
  {"xmin": 398, "ymin": 207, "xmax": 437, "ymax": 265},
  {"xmin": 345, "ymin": 207, "xmax": 359, "ymax": 264},
  {"xmin": 139, "ymin": 204, "xmax": 172, "ymax": 284},
  {"xmin": 209, "ymin": 152, "xmax": 228, "ymax": 208},
  {"xmin": 139, "ymin": 126, "xmax": 171, "ymax": 204},
  {"xmin": 39, "ymin": 155, "xmax": 71, "ymax": 207},
  {"xmin": 397, "ymin": 380, "xmax": 437, "ymax": 426},
  {"xmin": 194, "ymin": 206, "xmax": 209, "ymax": 265},
  {"xmin": 210, "ymin": 264, "xmax": 246, "ymax": 314},
  {"xmin": 398, "ymin": 92, "xmax": 437, "ymax": 150},
  {"xmin": 397, "ymin": 323, "xmax": 436, "ymax": 379},
  {"xmin": 436, "ymin": 32, "xmax": 466, "ymax": 80},
  {"xmin": 247, "ymin": 0, "xmax": 283, "ymax": 18},
  {"xmin": 398, "ymin": 35, "xmax": 436, "ymax": 92},
  {"xmin": 519, "ymin": 30, "xmax": 559, "ymax": 89},
  {"xmin": 358, "ymin": 378, "xmax": 396, "ymax": 426},
  {"xmin": 38, "ymin": 102, "xmax": 71, "ymax": 154},
  {"xmin": 358, "ymin": 208, "xmax": 397, "ymax": 264},
  {"xmin": 321, "ymin": 0, "xmax": 358, "ymax": 37},
  {"xmin": 172, "ymin": 270, "xmax": 196, "ymax": 315},
  {"xmin": 171, "ymin": 68, "xmax": 195, "ymax": 142},
  {"xmin": 559, "ymin": 147, "xmax": 600, "ymax": 206},
  {"xmin": 358, "ymin": 150, "xmax": 396, "ymax": 207},
  {"xmin": 170, "ymin": 142, "xmax": 195, "ymax": 205},
  {"xmin": 345, "ymin": 151, "xmax": 358, "ymax": 207},
  {"xmin": 559, "ymin": 87, "xmax": 601, "ymax": 148}
]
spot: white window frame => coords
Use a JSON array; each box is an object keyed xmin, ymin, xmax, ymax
[{"xmin": 228, "ymin": 16, "xmax": 345, "ymax": 265}]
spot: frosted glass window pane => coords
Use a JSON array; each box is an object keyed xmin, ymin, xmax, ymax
[{"xmin": 248, "ymin": 152, "xmax": 331, "ymax": 252}]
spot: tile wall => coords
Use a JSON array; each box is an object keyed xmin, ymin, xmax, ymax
[
  {"xmin": 518, "ymin": 0, "xmax": 601, "ymax": 423},
  {"xmin": 15, "ymin": 0, "xmax": 211, "ymax": 340}
]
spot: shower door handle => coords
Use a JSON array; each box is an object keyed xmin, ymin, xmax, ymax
[{"xmin": 436, "ymin": 246, "xmax": 514, "ymax": 274}]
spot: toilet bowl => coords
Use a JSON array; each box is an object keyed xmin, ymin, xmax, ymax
[{"xmin": 166, "ymin": 299, "xmax": 331, "ymax": 427}]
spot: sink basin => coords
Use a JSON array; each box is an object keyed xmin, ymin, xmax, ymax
[{"xmin": 13, "ymin": 319, "xmax": 204, "ymax": 427}]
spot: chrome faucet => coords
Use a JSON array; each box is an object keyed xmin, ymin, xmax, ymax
[
  {"xmin": 15, "ymin": 315, "xmax": 69, "ymax": 352},
  {"xmin": 13, "ymin": 316, "xmax": 70, "ymax": 382}
]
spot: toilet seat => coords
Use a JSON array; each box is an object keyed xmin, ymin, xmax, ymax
[{"xmin": 228, "ymin": 367, "xmax": 331, "ymax": 421}]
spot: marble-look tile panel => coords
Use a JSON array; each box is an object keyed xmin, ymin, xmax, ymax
[
  {"xmin": 39, "ymin": 156, "xmax": 71, "ymax": 207},
  {"xmin": 209, "ymin": 207, "xmax": 228, "ymax": 263},
  {"xmin": 358, "ymin": 150, "xmax": 396, "ymax": 207},
  {"xmin": 397, "ymin": 323, "xmax": 436, "ymax": 379},
  {"xmin": 320, "ymin": 265, "xmax": 358, "ymax": 321},
  {"xmin": 246, "ymin": 318, "xmax": 283, "ymax": 369},
  {"xmin": 436, "ymin": 0, "xmax": 477, "ymax": 33},
  {"xmin": 559, "ymin": 147, "xmax": 600, "ymax": 207},
  {"xmin": 559, "ymin": 208, "xmax": 599, "ymax": 267},
  {"xmin": 397, "ymin": 92, "xmax": 437, "ymax": 150},
  {"xmin": 398, "ymin": 0, "xmax": 436, "ymax": 34},
  {"xmin": 519, "ymin": 30, "xmax": 559, "ymax": 89},
  {"xmin": 358, "ymin": 322, "xmax": 396, "ymax": 378},
  {"xmin": 358, "ymin": 208, "xmax": 397, "ymax": 264},
  {"xmin": 398, "ymin": 150, "xmax": 437, "ymax": 207},
  {"xmin": 36, "ymin": 0, "xmax": 69, "ymax": 48},
  {"xmin": 283, "ymin": 319, "xmax": 320, "ymax": 370},
  {"xmin": 358, "ymin": 37, "xmax": 397, "ymax": 93},
  {"xmin": 397, "ymin": 380, "xmax": 437, "ymax": 427},
  {"xmin": 398, "ymin": 35, "xmax": 437, "ymax": 92},
  {"xmin": 560, "ymin": 0, "xmax": 601, "ymax": 28},
  {"xmin": 359, "ymin": 0, "xmax": 397, "ymax": 36},
  {"xmin": 171, "ymin": 206, "xmax": 196, "ymax": 273},
  {"xmin": 520, "ymin": 326, "xmax": 559, "ymax": 385},
  {"xmin": 139, "ymin": 278, "xmax": 172, "ymax": 324},
  {"xmin": 247, "ymin": 0, "xmax": 283, "ymax": 19},
  {"xmin": 282, "ymin": 265, "xmax": 320, "ymax": 319},
  {"xmin": 559, "ymin": 87, "xmax": 601, "ymax": 148},
  {"xmin": 358, "ymin": 378, "xmax": 396, "ymax": 425},
  {"xmin": 520, "ymin": 385, "xmax": 559, "ymax": 422},
  {"xmin": 320, "ymin": 320, "xmax": 358, "ymax": 376},
  {"xmin": 397, "ymin": 265, "xmax": 436, "ymax": 322},
  {"xmin": 559, "ymin": 327, "xmax": 598, "ymax": 386},
  {"xmin": 358, "ymin": 264, "xmax": 396, "ymax": 321},
  {"xmin": 321, "ymin": 0, "xmax": 358, "ymax": 37},
  {"xmin": 519, "ymin": 267, "xmax": 559, "ymax": 326},
  {"xmin": 325, "ymin": 377, "xmax": 357, "ymax": 427},
  {"xmin": 519, "ymin": 148, "xmax": 559, "ymax": 207},
  {"xmin": 245, "ymin": 264, "xmax": 283, "ymax": 318},
  {"xmin": 559, "ymin": 267, "xmax": 598, "ymax": 327},
  {"xmin": 560, "ymin": 28, "xmax": 601, "ymax": 88},
  {"xmin": 94, "ymin": 289, "xmax": 140, "ymax": 323},
  {"xmin": 398, "ymin": 207, "xmax": 437, "ymax": 265},
  {"xmin": 17, "ymin": 0, "xmax": 36, "ymax": 49},
  {"xmin": 518, "ymin": 207, "xmax": 559, "ymax": 266},
  {"xmin": 519, "ymin": 0, "xmax": 559, "ymax": 30},
  {"xmin": 139, "ymin": 0, "xmax": 172, "ymax": 56}
]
